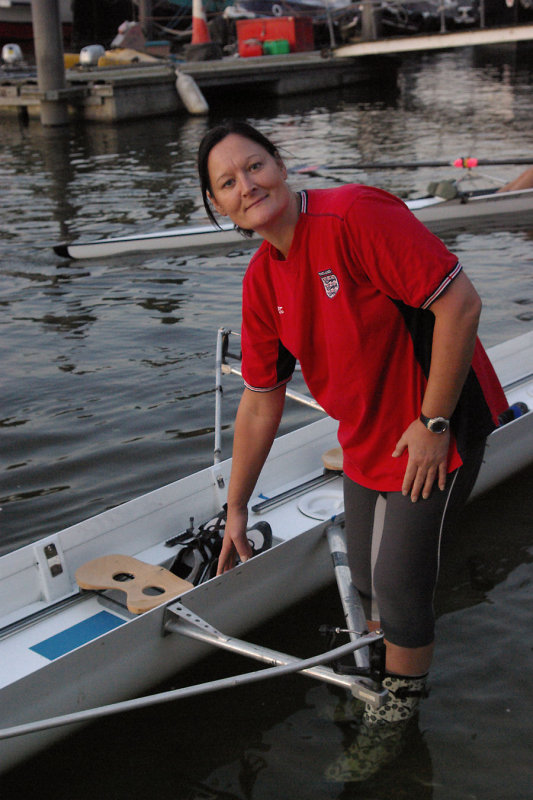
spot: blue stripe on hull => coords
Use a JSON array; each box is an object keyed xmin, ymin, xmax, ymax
[{"xmin": 30, "ymin": 610, "xmax": 126, "ymax": 660}]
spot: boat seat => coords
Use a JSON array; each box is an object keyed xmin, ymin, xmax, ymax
[
  {"xmin": 75, "ymin": 554, "xmax": 193, "ymax": 614},
  {"xmin": 322, "ymin": 446, "xmax": 343, "ymax": 472}
]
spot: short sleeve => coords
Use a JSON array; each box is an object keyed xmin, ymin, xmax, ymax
[{"xmin": 343, "ymin": 188, "xmax": 461, "ymax": 309}]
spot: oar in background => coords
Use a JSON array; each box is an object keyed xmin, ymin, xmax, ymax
[{"xmin": 295, "ymin": 156, "xmax": 533, "ymax": 175}]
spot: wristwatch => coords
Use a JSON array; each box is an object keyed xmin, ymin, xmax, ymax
[{"xmin": 419, "ymin": 413, "xmax": 450, "ymax": 434}]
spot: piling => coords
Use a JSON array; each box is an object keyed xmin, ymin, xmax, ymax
[
  {"xmin": 360, "ymin": 0, "xmax": 381, "ymax": 41},
  {"xmin": 31, "ymin": 0, "xmax": 69, "ymax": 126},
  {"xmin": 138, "ymin": 0, "xmax": 154, "ymax": 40}
]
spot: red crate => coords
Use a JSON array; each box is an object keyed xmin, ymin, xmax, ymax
[
  {"xmin": 236, "ymin": 17, "xmax": 314, "ymax": 53},
  {"xmin": 238, "ymin": 39, "xmax": 264, "ymax": 58}
]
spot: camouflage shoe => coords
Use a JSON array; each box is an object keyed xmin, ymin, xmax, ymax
[
  {"xmin": 325, "ymin": 716, "xmax": 412, "ymax": 783},
  {"xmin": 318, "ymin": 694, "xmax": 366, "ymax": 724},
  {"xmin": 363, "ymin": 674, "xmax": 428, "ymax": 725}
]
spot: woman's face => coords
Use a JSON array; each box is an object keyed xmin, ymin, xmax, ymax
[{"xmin": 207, "ymin": 134, "xmax": 292, "ymax": 233}]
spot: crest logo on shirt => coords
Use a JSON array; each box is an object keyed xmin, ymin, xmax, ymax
[{"xmin": 318, "ymin": 269, "xmax": 339, "ymax": 299}]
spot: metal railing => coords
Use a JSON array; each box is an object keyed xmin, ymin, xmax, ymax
[{"xmin": 214, "ymin": 327, "xmax": 324, "ymax": 464}]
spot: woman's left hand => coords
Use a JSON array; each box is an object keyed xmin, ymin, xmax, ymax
[{"xmin": 392, "ymin": 420, "xmax": 450, "ymax": 502}]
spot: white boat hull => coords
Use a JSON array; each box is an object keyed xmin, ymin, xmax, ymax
[
  {"xmin": 53, "ymin": 187, "xmax": 533, "ymax": 260},
  {"xmin": 1, "ymin": 331, "xmax": 532, "ymax": 772},
  {"xmin": 412, "ymin": 187, "xmax": 533, "ymax": 231}
]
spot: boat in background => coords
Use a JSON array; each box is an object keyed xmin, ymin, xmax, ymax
[
  {"xmin": 226, "ymin": 0, "xmax": 359, "ymax": 24},
  {"xmin": 54, "ymin": 184, "xmax": 533, "ymax": 260},
  {"xmin": 226, "ymin": 0, "xmax": 479, "ymax": 36},
  {"xmin": 0, "ymin": 0, "xmax": 72, "ymax": 41},
  {"xmin": 379, "ymin": 0, "xmax": 478, "ymax": 34},
  {"xmin": 0, "ymin": 327, "xmax": 531, "ymax": 772}
]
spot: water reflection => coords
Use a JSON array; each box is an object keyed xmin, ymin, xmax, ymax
[
  {"xmin": 35, "ymin": 308, "xmax": 98, "ymax": 335},
  {"xmin": 2, "ymin": 43, "xmax": 533, "ymax": 547},
  {"xmin": 436, "ymin": 463, "xmax": 533, "ymax": 614},
  {"xmin": 0, "ymin": 43, "xmax": 532, "ymax": 800}
]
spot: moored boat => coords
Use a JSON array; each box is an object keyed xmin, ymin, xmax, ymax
[
  {"xmin": 0, "ymin": 328, "xmax": 532, "ymax": 772},
  {"xmin": 378, "ymin": 0, "xmax": 479, "ymax": 34},
  {"xmin": 53, "ymin": 184, "xmax": 533, "ymax": 260},
  {"xmin": 0, "ymin": 0, "xmax": 72, "ymax": 41}
]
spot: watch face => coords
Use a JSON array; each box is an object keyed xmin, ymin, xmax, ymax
[{"xmin": 429, "ymin": 418, "xmax": 448, "ymax": 433}]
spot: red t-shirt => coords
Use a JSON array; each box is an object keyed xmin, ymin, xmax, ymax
[{"xmin": 241, "ymin": 185, "xmax": 507, "ymax": 490}]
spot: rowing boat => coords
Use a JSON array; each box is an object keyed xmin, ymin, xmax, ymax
[
  {"xmin": 0, "ymin": 328, "xmax": 532, "ymax": 773},
  {"xmin": 53, "ymin": 185, "xmax": 533, "ymax": 260}
]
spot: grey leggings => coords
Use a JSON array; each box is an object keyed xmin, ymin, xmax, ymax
[{"xmin": 344, "ymin": 442, "xmax": 485, "ymax": 649}]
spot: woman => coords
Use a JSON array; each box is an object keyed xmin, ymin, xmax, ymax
[{"xmin": 197, "ymin": 120, "xmax": 508, "ymax": 727}]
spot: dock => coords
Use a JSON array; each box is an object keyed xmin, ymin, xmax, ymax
[
  {"xmin": 1, "ymin": 23, "xmax": 532, "ymax": 123},
  {"xmin": 335, "ymin": 22, "xmax": 533, "ymax": 57},
  {"xmin": 0, "ymin": 51, "xmax": 394, "ymax": 122}
]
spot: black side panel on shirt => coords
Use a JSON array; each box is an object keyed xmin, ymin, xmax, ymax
[
  {"xmin": 391, "ymin": 299, "xmax": 496, "ymax": 454},
  {"xmin": 277, "ymin": 340, "xmax": 296, "ymax": 385}
]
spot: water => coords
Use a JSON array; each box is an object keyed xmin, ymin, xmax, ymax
[{"xmin": 1, "ymin": 44, "xmax": 533, "ymax": 797}]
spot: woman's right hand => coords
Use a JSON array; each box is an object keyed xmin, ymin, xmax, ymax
[{"xmin": 216, "ymin": 506, "xmax": 253, "ymax": 574}]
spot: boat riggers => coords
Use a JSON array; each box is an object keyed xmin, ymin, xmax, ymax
[
  {"xmin": 0, "ymin": 620, "xmax": 385, "ymax": 742},
  {"xmin": 163, "ymin": 603, "xmax": 387, "ymax": 708},
  {"xmin": 0, "ymin": 523, "xmax": 388, "ymax": 743}
]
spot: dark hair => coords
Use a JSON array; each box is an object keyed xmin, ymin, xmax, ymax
[{"xmin": 197, "ymin": 120, "xmax": 280, "ymax": 235}]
